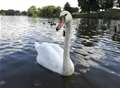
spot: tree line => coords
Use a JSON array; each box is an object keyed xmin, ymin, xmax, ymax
[
  {"xmin": 0, "ymin": 9, "xmax": 27, "ymax": 15},
  {"xmin": 1, "ymin": 0, "xmax": 120, "ymax": 17},
  {"xmin": 27, "ymin": 4, "xmax": 79, "ymax": 17},
  {"xmin": 0, "ymin": 6, "xmax": 61, "ymax": 17},
  {"xmin": 78, "ymin": 0, "xmax": 120, "ymax": 12},
  {"xmin": 27, "ymin": 5, "xmax": 61, "ymax": 17},
  {"xmin": 0, "ymin": 2, "xmax": 78, "ymax": 17},
  {"xmin": 64, "ymin": 2, "xmax": 79, "ymax": 13}
]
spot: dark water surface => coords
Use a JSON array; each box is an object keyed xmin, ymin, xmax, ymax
[{"xmin": 0, "ymin": 16, "xmax": 120, "ymax": 88}]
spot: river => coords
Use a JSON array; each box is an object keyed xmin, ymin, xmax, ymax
[{"xmin": 0, "ymin": 16, "xmax": 120, "ymax": 88}]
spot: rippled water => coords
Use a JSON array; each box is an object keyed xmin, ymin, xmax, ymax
[{"xmin": 0, "ymin": 16, "xmax": 120, "ymax": 88}]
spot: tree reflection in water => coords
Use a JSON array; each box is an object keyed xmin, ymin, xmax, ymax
[{"xmin": 76, "ymin": 18, "xmax": 120, "ymax": 46}]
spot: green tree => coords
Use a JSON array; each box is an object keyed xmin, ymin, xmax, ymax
[
  {"xmin": 117, "ymin": 0, "xmax": 120, "ymax": 7},
  {"xmin": 89, "ymin": 0, "xmax": 99, "ymax": 11},
  {"xmin": 27, "ymin": 6, "xmax": 37, "ymax": 17},
  {"xmin": 21, "ymin": 11, "xmax": 27, "ymax": 15},
  {"xmin": 102, "ymin": 0, "xmax": 114, "ymax": 10},
  {"xmin": 64, "ymin": 2, "xmax": 71, "ymax": 11},
  {"xmin": 64, "ymin": 2, "xmax": 78, "ymax": 13},
  {"xmin": 0, "ymin": 10, "xmax": 6, "ymax": 15},
  {"xmin": 53, "ymin": 6, "xmax": 61, "ymax": 17},
  {"xmin": 37, "ymin": 8, "xmax": 42, "ymax": 17},
  {"xmin": 98, "ymin": 0, "xmax": 104, "ymax": 10},
  {"xmin": 78, "ymin": 0, "xmax": 90, "ymax": 12},
  {"xmin": 41, "ymin": 6, "xmax": 54, "ymax": 17},
  {"xmin": 78, "ymin": 0, "xmax": 113, "ymax": 12},
  {"xmin": 78, "ymin": 0, "xmax": 99, "ymax": 12},
  {"xmin": 41, "ymin": 5, "xmax": 61, "ymax": 17}
]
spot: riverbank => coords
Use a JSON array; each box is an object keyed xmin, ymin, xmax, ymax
[
  {"xmin": 1, "ymin": 9, "xmax": 120, "ymax": 20},
  {"xmin": 73, "ymin": 9, "xmax": 120, "ymax": 19}
]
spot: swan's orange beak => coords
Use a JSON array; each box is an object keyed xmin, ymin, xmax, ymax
[{"xmin": 56, "ymin": 17, "xmax": 65, "ymax": 31}]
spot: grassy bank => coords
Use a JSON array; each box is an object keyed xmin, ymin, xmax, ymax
[{"xmin": 72, "ymin": 9, "xmax": 120, "ymax": 19}]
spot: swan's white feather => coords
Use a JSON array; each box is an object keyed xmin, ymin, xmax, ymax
[{"xmin": 34, "ymin": 42, "xmax": 64, "ymax": 74}]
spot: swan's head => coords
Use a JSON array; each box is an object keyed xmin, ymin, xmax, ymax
[{"xmin": 56, "ymin": 11, "xmax": 72, "ymax": 31}]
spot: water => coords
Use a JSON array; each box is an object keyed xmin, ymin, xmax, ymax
[{"xmin": 0, "ymin": 16, "xmax": 120, "ymax": 88}]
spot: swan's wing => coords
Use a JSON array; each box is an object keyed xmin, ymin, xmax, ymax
[
  {"xmin": 46, "ymin": 43, "xmax": 63, "ymax": 56},
  {"xmin": 36, "ymin": 42, "xmax": 63, "ymax": 56},
  {"xmin": 34, "ymin": 42, "xmax": 63, "ymax": 74}
]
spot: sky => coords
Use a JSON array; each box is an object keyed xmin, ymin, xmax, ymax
[{"xmin": 0, "ymin": 0, "xmax": 78, "ymax": 11}]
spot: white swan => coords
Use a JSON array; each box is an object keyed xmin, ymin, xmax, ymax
[{"xmin": 34, "ymin": 11, "xmax": 74, "ymax": 76}]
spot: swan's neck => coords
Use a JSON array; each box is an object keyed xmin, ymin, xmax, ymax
[
  {"xmin": 63, "ymin": 22, "xmax": 72, "ymax": 74},
  {"xmin": 63, "ymin": 22, "xmax": 71, "ymax": 60}
]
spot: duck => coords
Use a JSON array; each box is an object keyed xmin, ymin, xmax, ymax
[{"xmin": 34, "ymin": 11, "xmax": 74, "ymax": 76}]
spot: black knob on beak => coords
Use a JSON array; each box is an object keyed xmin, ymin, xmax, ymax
[{"xmin": 56, "ymin": 26, "xmax": 60, "ymax": 31}]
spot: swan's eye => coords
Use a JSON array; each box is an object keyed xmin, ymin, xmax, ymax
[{"xmin": 64, "ymin": 14, "xmax": 67, "ymax": 17}]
